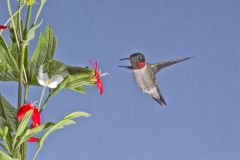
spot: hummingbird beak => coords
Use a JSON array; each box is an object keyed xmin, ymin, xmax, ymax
[
  {"xmin": 119, "ymin": 57, "xmax": 130, "ymax": 61},
  {"xmin": 118, "ymin": 65, "xmax": 132, "ymax": 69},
  {"xmin": 119, "ymin": 57, "xmax": 132, "ymax": 69}
]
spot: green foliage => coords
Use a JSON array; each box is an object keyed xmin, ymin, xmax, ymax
[
  {"xmin": 0, "ymin": 95, "xmax": 17, "ymax": 131},
  {"xmin": 23, "ymin": 19, "xmax": 43, "ymax": 47},
  {"xmin": 14, "ymin": 110, "xmax": 32, "ymax": 139},
  {"xmin": 0, "ymin": 0, "xmax": 105, "ymax": 159},
  {"xmin": 49, "ymin": 62, "xmax": 95, "ymax": 95},
  {"xmin": 0, "ymin": 36, "xmax": 19, "ymax": 81},
  {"xmin": 0, "ymin": 150, "xmax": 14, "ymax": 160},
  {"xmin": 15, "ymin": 122, "xmax": 53, "ymax": 150},
  {"xmin": 32, "ymin": 112, "xmax": 91, "ymax": 160},
  {"xmin": 29, "ymin": 25, "xmax": 57, "ymax": 84}
]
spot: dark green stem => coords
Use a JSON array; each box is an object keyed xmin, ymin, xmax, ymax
[
  {"xmin": 24, "ymin": 6, "xmax": 32, "ymax": 39},
  {"xmin": 24, "ymin": 85, "xmax": 29, "ymax": 103},
  {"xmin": 33, "ymin": 0, "xmax": 46, "ymax": 26},
  {"xmin": 20, "ymin": 143, "xmax": 26, "ymax": 160},
  {"xmin": 18, "ymin": 46, "xmax": 26, "ymax": 109},
  {"xmin": 19, "ymin": 5, "xmax": 33, "ymax": 160},
  {"xmin": 18, "ymin": 3, "xmax": 23, "ymax": 42}
]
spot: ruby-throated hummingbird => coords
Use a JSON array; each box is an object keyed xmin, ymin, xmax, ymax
[{"xmin": 119, "ymin": 53, "xmax": 192, "ymax": 106}]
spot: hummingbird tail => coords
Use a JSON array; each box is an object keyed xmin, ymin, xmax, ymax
[{"xmin": 153, "ymin": 96, "xmax": 167, "ymax": 106}]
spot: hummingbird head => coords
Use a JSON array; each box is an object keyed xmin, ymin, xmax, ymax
[{"xmin": 119, "ymin": 53, "xmax": 146, "ymax": 69}]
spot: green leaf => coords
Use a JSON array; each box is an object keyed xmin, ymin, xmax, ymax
[
  {"xmin": 9, "ymin": 43, "xmax": 20, "ymax": 67},
  {"xmin": 8, "ymin": 15, "xmax": 24, "ymax": 44},
  {"xmin": 0, "ymin": 36, "xmax": 19, "ymax": 81},
  {"xmin": 23, "ymin": 19, "xmax": 43, "ymax": 46},
  {"xmin": 33, "ymin": 60, "xmax": 94, "ymax": 98},
  {"xmin": 15, "ymin": 110, "xmax": 32, "ymax": 138},
  {"xmin": 63, "ymin": 111, "xmax": 91, "ymax": 120},
  {"xmin": 3, "ymin": 129, "xmax": 13, "ymax": 154},
  {"xmin": 29, "ymin": 25, "xmax": 57, "ymax": 84},
  {"xmin": 70, "ymin": 86, "xmax": 86, "ymax": 94},
  {"xmin": 13, "ymin": 110, "xmax": 32, "ymax": 152},
  {"xmin": 49, "ymin": 64, "xmax": 94, "ymax": 96},
  {"xmin": 0, "ymin": 150, "xmax": 13, "ymax": 160},
  {"xmin": 15, "ymin": 122, "xmax": 54, "ymax": 150},
  {"xmin": 0, "ymin": 95, "xmax": 17, "ymax": 131},
  {"xmin": 0, "ymin": 127, "xmax": 3, "ymax": 137},
  {"xmin": 32, "ymin": 111, "xmax": 91, "ymax": 160},
  {"xmin": 3, "ymin": 126, "xmax": 8, "ymax": 137},
  {"xmin": 0, "ymin": 117, "xmax": 8, "ymax": 129},
  {"xmin": 42, "ymin": 60, "xmax": 69, "ymax": 78}
]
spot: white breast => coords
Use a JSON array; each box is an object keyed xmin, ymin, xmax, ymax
[{"xmin": 133, "ymin": 66, "xmax": 155, "ymax": 92}]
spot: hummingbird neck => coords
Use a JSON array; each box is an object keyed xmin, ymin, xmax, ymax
[{"xmin": 135, "ymin": 61, "xmax": 145, "ymax": 69}]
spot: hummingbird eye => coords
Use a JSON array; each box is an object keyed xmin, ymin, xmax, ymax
[{"xmin": 138, "ymin": 56, "xmax": 144, "ymax": 61}]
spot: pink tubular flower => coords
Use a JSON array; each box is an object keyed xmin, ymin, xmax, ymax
[
  {"xmin": 0, "ymin": 25, "xmax": 7, "ymax": 30},
  {"xmin": 17, "ymin": 103, "xmax": 41, "ymax": 128},
  {"xmin": 89, "ymin": 61, "xmax": 104, "ymax": 95}
]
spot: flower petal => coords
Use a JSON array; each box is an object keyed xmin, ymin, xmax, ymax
[
  {"xmin": 0, "ymin": 25, "xmax": 7, "ymax": 30},
  {"xmin": 47, "ymin": 81, "xmax": 58, "ymax": 88},
  {"xmin": 49, "ymin": 75, "xmax": 64, "ymax": 85},
  {"xmin": 16, "ymin": 104, "xmax": 32, "ymax": 121},
  {"xmin": 100, "ymin": 72, "xmax": 109, "ymax": 77},
  {"xmin": 38, "ymin": 65, "xmax": 49, "ymax": 81},
  {"xmin": 27, "ymin": 137, "xmax": 39, "ymax": 142},
  {"xmin": 37, "ymin": 77, "xmax": 47, "ymax": 86},
  {"xmin": 97, "ymin": 80, "xmax": 104, "ymax": 95},
  {"xmin": 89, "ymin": 60, "xmax": 105, "ymax": 95},
  {"xmin": 32, "ymin": 107, "xmax": 41, "ymax": 127}
]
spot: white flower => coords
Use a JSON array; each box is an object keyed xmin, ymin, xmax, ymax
[{"xmin": 37, "ymin": 65, "xmax": 64, "ymax": 88}]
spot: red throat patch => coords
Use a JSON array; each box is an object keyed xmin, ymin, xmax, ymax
[{"xmin": 137, "ymin": 61, "xmax": 145, "ymax": 68}]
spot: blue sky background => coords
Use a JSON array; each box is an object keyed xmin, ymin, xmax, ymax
[{"xmin": 1, "ymin": 0, "xmax": 240, "ymax": 159}]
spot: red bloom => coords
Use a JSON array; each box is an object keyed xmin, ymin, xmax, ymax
[
  {"xmin": 17, "ymin": 104, "xmax": 41, "ymax": 143},
  {"xmin": 89, "ymin": 60, "xmax": 104, "ymax": 95},
  {"xmin": 0, "ymin": 25, "xmax": 8, "ymax": 30},
  {"xmin": 27, "ymin": 137, "xmax": 39, "ymax": 142},
  {"xmin": 17, "ymin": 103, "xmax": 41, "ymax": 128}
]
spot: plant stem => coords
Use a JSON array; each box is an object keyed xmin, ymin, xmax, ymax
[
  {"xmin": 24, "ymin": 6, "xmax": 32, "ymax": 39},
  {"xmin": 39, "ymin": 86, "xmax": 46, "ymax": 109},
  {"xmin": 20, "ymin": 143, "xmax": 26, "ymax": 160},
  {"xmin": 33, "ymin": 0, "xmax": 46, "ymax": 26},
  {"xmin": 40, "ymin": 92, "xmax": 51, "ymax": 112},
  {"xmin": 7, "ymin": 0, "xmax": 20, "ymax": 49},
  {"xmin": 18, "ymin": 46, "xmax": 26, "ymax": 108},
  {"xmin": 24, "ymin": 85, "xmax": 29, "ymax": 103},
  {"xmin": 20, "ymin": 5, "xmax": 33, "ymax": 160},
  {"xmin": 3, "ymin": 137, "xmax": 11, "ymax": 155},
  {"xmin": 0, "ymin": 5, "xmax": 25, "ymax": 35},
  {"xmin": 18, "ymin": 4, "xmax": 23, "ymax": 42}
]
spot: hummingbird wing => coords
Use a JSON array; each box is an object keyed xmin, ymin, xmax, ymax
[
  {"xmin": 151, "ymin": 57, "xmax": 192, "ymax": 75},
  {"xmin": 152, "ymin": 86, "xmax": 167, "ymax": 106}
]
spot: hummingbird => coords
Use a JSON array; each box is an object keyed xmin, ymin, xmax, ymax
[{"xmin": 119, "ymin": 53, "xmax": 192, "ymax": 106}]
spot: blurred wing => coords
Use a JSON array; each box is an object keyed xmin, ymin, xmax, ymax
[{"xmin": 151, "ymin": 57, "xmax": 193, "ymax": 75}]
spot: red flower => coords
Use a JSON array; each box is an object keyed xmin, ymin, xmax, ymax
[
  {"xmin": 27, "ymin": 137, "xmax": 39, "ymax": 142},
  {"xmin": 17, "ymin": 103, "xmax": 41, "ymax": 128},
  {"xmin": 89, "ymin": 60, "xmax": 104, "ymax": 95},
  {"xmin": 0, "ymin": 25, "xmax": 8, "ymax": 30},
  {"xmin": 17, "ymin": 103, "xmax": 41, "ymax": 143}
]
